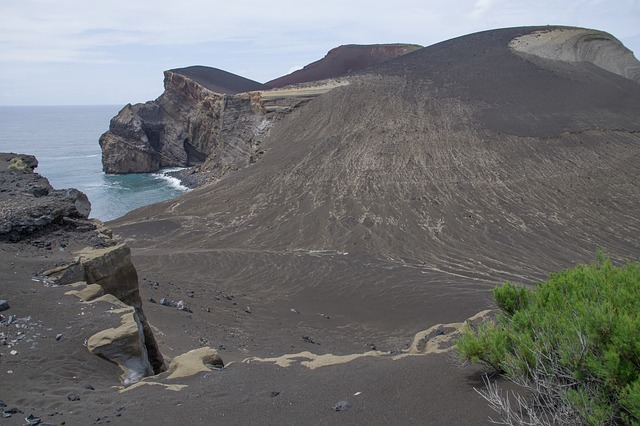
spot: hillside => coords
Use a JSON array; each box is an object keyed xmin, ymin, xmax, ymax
[
  {"xmin": 104, "ymin": 26, "xmax": 640, "ymax": 424},
  {"xmin": 266, "ymin": 43, "xmax": 422, "ymax": 87}
]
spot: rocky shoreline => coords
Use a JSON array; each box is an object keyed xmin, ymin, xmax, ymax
[{"xmin": 0, "ymin": 153, "xmax": 225, "ymax": 424}]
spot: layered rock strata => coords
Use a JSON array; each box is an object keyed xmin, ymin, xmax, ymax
[
  {"xmin": 99, "ymin": 45, "xmax": 421, "ymax": 185},
  {"xmin": 45, "ymin": 242, "xmax": 166, "ymax": 377}
]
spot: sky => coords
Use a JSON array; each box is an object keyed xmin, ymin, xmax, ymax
[{"xmin": 1, "ymin": 0, "xmax": 638, "ymax": 106}]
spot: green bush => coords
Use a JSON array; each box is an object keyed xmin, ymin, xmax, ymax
[{"xmin": 456, "ymin": 254, "xmax": 640, "ymax": 425}]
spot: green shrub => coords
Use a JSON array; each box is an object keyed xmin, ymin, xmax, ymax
[{"xmin": 456, "ymin": 255, "xmax": 640, "ymax": 425}]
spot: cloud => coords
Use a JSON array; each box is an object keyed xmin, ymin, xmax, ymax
[{"xmin": 0, "ymin": 0, "xmax": 638, "ymax": 104}]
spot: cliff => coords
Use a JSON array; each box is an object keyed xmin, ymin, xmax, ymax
[
  {"xmin": 1, "ymin": 153, "xmax": 91, "ymax": 238},
  {"xmin": 99, "ymin": 44, "xmax": 421, "ymax": 183}
]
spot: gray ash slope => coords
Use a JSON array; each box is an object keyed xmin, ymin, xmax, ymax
[{"xmin": 112, "ymin": 26, "xmax": 640, "ymax": 283}]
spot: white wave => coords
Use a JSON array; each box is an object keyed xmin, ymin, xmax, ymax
[{"xmin": 153, "ymin": 168, "xmax": 190, "ymax": 191}]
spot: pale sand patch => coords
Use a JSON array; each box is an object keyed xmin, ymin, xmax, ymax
[
  {"xmin": 258, "ymin": 80, "xmax": 350, "ymax": 99},
  {"xmin": 165, "ymin": 347, "xmax": 224, "ymax": 380},
  {"xmin": 244, "ymin": 309, "xmax": 494, "ymax": 368},
  {"xmin": 118, "ymin": 381, "xmax": 188, "ymax": 393}
]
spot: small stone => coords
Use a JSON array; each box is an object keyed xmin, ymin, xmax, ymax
[
  {"xmin": 7, "ymin": 315, "xmax": 17, "ymax": 325},
  {"xmin": 245, "ymin": 306, "xmax": 252, "ymax": 314},
  {"xmin": 0, "ymin": 300, "xmax": 9, "ymax": 312},
  {"xmin": 159, "ymin": 298, "xmax": 174, "ymax": 307},
  {"xmin": 148, "ymin": 297, "xmax": 157, "ymax": 304},
  {"xmin": 187, "ymin": 291, "xmax": 195, "ymax": 298},
  {"xmin": 55, "ymin": 334, "xmax": 63, "ymax": 341},
  {"xmin": 25, "ymin": 413, "xmax": 42, "ymax": 425},
  {"xmin": 0, "ymin": 400, "xmax": 5, "ymax": 408},
  {"xmin": 332, "ymin": 400, "xmax": 352, "ymax": 411},
  {"xmin": 290, "ymin": 308, "xmax": 300, "ymax": 314},
  {"xmin": 67, "ymin": 394, "xmax": 80, "ymax": 401},
  {"xmin": 301, "ymin": 335, "xmax": 319, "ymax": 345},
  {"xmin": 176, "ymin": 300, "xmax": 192, "ymax": 312},
  {"xmin": 269, "ymin": 391, "xmax": 280, "ymax": 397},
  {"xmin": 84, "ymin": 384, "xmax": 95, "ymax": 390},
  {"xmin": 10, "ymin": 350, "xmax": 17, "ymax": 355}
]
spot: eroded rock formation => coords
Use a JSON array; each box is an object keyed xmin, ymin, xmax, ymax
[
  {"xmin": 99, "ymin": 45, "xmax": 422, "ymax": 185},
  {"xmin": 99, "ymin": 68, "xmax": 273, "ymax": 178},
  {"xmin": 46, "ymin": 242, "xmax": 166, "ymax": 377},
  {"xmin": 509, "ymin": 27, "xmax": 640, "ymax": 82}
]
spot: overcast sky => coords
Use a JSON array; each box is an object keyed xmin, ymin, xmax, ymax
[{"xmin": 1, "ymin": 0, "xmax": 638, "ymax": 106}]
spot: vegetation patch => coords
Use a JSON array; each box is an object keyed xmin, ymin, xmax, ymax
[
  {"xmin": 8, "ymin": 156, "xmax": 29, "ymax": 172},
  {"xmin": 456, "ymin": 253, "xmax": 640, "ymax": 425}
]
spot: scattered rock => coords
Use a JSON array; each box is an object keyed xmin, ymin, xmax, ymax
[
  {"xmin": 55, "ymin": 333, "xmax": 63, "ymax": 341},
  {"xmin": 290, "ymin": 308, "xmax": 300, "ymax": 314},
  {"xmin": 301, "ymin": 335, "xmax": 319, "ymax": 345},
  {"xmin": 67, "ymin": 394, "xmax": 80, "ymax": 401},
  {"xmin": 159, "ymin": 298, "xmax": 174, "ymax": 307},
  {"xmin": 0, "ymin": 400, "xmax": 5, "ymax": 408},
  {"xmin": 84, "ymin": 384, "xmax": 95, "ymax": 390},
  {"xmin": 176, "ymin": 300, "xmax": 192, "ymax": 313},
  {"xmin": 0, "ymin": 300, "xmax": 9, "ymax": 312},
  {"xmin": 245, "ymin": 306, "xmax": 252, "ymax": 314},
  {"xmin": 24, "ymin": 413, "xmax": 42, "ymax": 425},
  {"xmin": 269, "ymin": 391, "xmax": 280, "ymax": 398},
  {"xmin": 332, "ymin": 400, "xmax": 352, "ymax": 411},
  {"xmin": 187, "ymin": 291, "xmax": 195, "ymax": 298},
  {"xmin": 7, "ymin": 315, "xmax": 17, "ymax": 324},
  {"xmin": 148, "ymin": 297, "xmax": 157, "ymax": 304}
]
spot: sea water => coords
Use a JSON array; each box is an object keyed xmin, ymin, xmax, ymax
[{"xmin": 0, "ymin": 105, "xmax": 188, "ymax": 221}]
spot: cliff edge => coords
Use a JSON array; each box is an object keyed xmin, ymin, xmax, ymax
[{"xmin": 99, "ymin": 44, "xmax": 421, "ymax": 184}]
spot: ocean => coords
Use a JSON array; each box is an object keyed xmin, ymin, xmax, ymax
[{"xmin": 0, "ymin": 105, "xmax": 188, "ymax": 221}]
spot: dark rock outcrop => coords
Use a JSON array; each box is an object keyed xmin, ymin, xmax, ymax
[
  {"xmin": 0, "ymin": 153, "xmax": 91, "ymax": 239},
  {"xmin": 99, "ymin": 69, "xmax": 274, "ymax": 177}
]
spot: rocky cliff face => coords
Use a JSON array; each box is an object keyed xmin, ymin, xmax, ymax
[
  {"xmin": 99, "ymin": 45, "xmax": 421, "ymax": 183},
  {"xmin": 1, "ymin": 153, "xmax": 91, "ymax": 238},
  {"xmin": 99, "ymin": 69, "xmax": 275, "ymax": 178}
]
